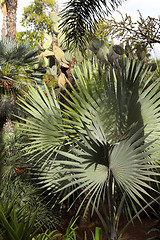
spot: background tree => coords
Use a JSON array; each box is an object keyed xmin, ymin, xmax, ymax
[
  {"xmin": 95, "ymin": 11, "xmax": 160, "ymax": 59},
  {"xmin": 16, "ymin": 0, "xmax": 58, "ymax": 47}
]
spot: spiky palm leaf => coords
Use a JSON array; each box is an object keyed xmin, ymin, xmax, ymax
[
  {"xmin": 0, "ymin": 39, "xmax": 39, "ymax": 95},
  {"xmin": 60, "ymin": 0, "xmax": 126, "ymax": 51},
  {"xmin": 61, "ymin": 58, "xmax": 160, "ymax": 147},
  {"xmin": 42, "ymin": 124, "xmax": 159, "ymax": 213},
  {"xmin": 17, "ymin": 84, "xmax": 69, "ymax": 165},
  {"xmin": 18, "ymin": 57, "xmax": 160, "ymax": 237}
]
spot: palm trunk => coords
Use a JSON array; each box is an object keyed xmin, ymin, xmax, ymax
[
  {"xmin": 107, "ymin": 171, "xmax": 117, "ymax": 240},
  {"xmin": 1, "ymin": 1, "xmax": 7, "ymax": 39},
  {"xmin": 6, "ymin": 0, "xmax": 18, "ymax": 40},
  {"xmin": 2, "ymin": 14, "xmax": 6, "ymax": 39}
]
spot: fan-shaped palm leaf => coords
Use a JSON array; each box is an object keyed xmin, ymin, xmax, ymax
[
  {"xmin": 18, "ymin": 57, "xmax": 160, "ymax": 239},
  {"xmin": 17, "ymin": 84, "xmax": 67, "ymax": 165},
  {"xmin": 0, "ymin": 39, "xmax": 39, "ymax": 95},
  {"xmin": 39, "ymin": 123, "xmax": 159, "ymax": 210},
  {"xmin": 60, "ymin": 58, "xmax": 160, "ymax": 146},
  {"xmin": 33, "ymin": 122, "xmax": 159, "ymax": 238},
  {"xmin": 0, "ymin": 39, "xmax": 38, "ymax": 66}
]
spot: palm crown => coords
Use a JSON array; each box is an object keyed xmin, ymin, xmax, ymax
[{"xmin": 18, "ymin": 57, "xmax": 160, "ymax": 239}]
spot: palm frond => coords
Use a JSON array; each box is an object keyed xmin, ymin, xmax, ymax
[
  {"xmin": 18, "ymin": 57, "xmax": 160, "ymax": 220},
  {"xmin": 60, "ymin": 58, "xmax": 157, "ymax": 144},
  {"xmin": 35, "ymin": 124, "xmax": 159, "ymax": 217},
  {"xmin": 138, "ymin": 79, "xmax": 160, "ymax": 158},
  {"xmin": 0, "ymin": 39, "xmax": 38, "ymax": 66},
  {"xmin": 60, "ymin": 0, "xmax": 126, "ymax": 51},
  {"xmin": 17, "ymin": 84, "xmax": 67, "ymax": 165}
]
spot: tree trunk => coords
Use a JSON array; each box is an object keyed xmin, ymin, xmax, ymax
[
  {"xmin": 2, "ymin": 14, "xmax": 6, "ymax": 39},
  {"xmin": 1, "ymin": 1, "xmax": 7, "ymax": 39},
  {"xmin": 6, "ymin": 0, "xmax": 18, "ymax": 40}
]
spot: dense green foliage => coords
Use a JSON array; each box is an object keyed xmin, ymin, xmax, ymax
[
  {"xmin": 0, "ymin": 195, "xmax": 41, "ymax": 240},
  {"xmin": 16, "ymin": 0, "xmax": 58, "ymax": 47}
]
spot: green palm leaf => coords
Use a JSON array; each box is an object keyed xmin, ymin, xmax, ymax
[
  {"xmin": 17, "ymin": 84, "xmax": 66, "ymax": 165},
  {"xmin": 60, "ymin": 0, "xmax": 126, "ymax": 51},
  {"xmin": 35, "ymin": 123, "xmax": 159, "ymax": 217},
  {"xmin": 0, "ymin": 39, "xmax": 38, "ymax": 66},
  {"xmin": 18, "ymin": 57, "xmax": 160, "ymax": 230},
  {"xmin": 60, "ymin": 58, "xmax": 159, "ymax": 144},
  {"xmin": 138, "ymin": 80, "xmax": 160, "ymax": 157}
]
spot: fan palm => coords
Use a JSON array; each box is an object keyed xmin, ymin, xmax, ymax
[
  {"xmin": 0, "ymin": 39, "xmax": 38, "ymax": 68},
  {"xmin": 0, "ymin": 39, "xmax": 39, "ymax": 93},
  {"xmin": 60, "ymin": 0, "xmax": 126, "ymax": 51},
  {"xmin": 0, "ymin": 39, "xmax": 39, "ymax": 129},
  {"xmin": 18, "ymin": 57, "xmax": 160, "ymax": 239}
]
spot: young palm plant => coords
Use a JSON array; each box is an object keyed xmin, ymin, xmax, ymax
[
  {"xmin": 0, "ymin": 39, "xmax": 39, "ymax": 95},
  {"xmin": 0, "ymin": 195, "xmax": 41, "ymax": 240},
  {"xmin": 0, "ymin": 39, "xmax": 39, "ymax": 128},
  {"xmin": 17, "ymin": 57, "xmax": 160, "ymax": 240}
]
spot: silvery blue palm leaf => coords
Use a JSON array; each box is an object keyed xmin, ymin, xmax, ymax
[{"xmin": 18, "ymin": 57, "xmax": 160, "ymax": 220}]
